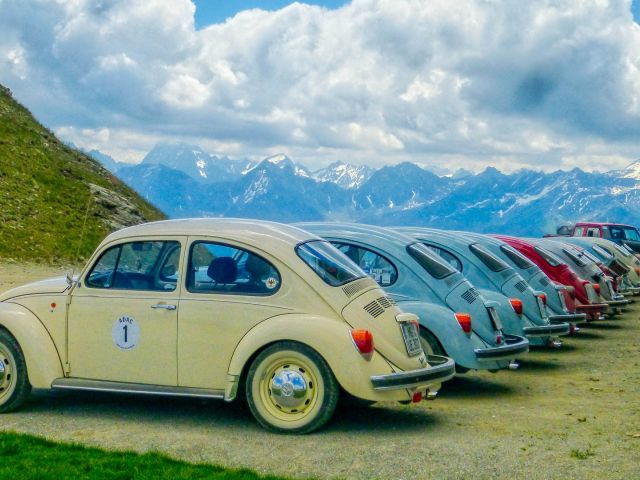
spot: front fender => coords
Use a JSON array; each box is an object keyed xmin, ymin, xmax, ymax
[
  {"xmin": 0, "ymin": 302, "xmax": 63, "ymax": 388},
  {"xmin": 227, "ymin": 314, "xmax": 412, "ymax": 402}
]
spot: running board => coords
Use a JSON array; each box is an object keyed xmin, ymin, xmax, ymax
[{"xmin": 51, "ymin": 378, "xmax": 225, "ymax": 400}]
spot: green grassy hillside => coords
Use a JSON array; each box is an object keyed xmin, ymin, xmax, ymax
[{"xmin": 0, "ymin": 85, "xmax": 165, "ymax": 263}]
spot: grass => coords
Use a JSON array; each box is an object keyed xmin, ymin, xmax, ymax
[
  {"xmin": 570, "ymin": 445, "xmax": 596, "ymax": 460},
  {"xmin": 0, "ymin": 431, "xmax": 288, "ymax": 480},
  {"xmin": 0, "ymin": 84, "xmax": 165, "ymax": 264}
]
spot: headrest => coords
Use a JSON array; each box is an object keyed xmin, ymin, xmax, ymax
[
  {"xmin": 207, "ymin": 257, "xmax": 238, "ymax": 284},
  {"xmin": 246, "ymin": 254, "xmax": 272, "ymax": 278}
]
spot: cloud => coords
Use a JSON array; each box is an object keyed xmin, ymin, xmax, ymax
[{"xmin": 1, "ymin": 0, "xmax": 640, "ymax": 171}]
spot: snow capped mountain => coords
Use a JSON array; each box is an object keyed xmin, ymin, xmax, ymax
[
  {"xmin": 243, "ymin": 153, "xmax": 312, "ymax": 178},
  {"xmin": 107, "ymin": 143, "xmax": 640, "ymax": 235},
  {"xmin": 142, "ymin": 142, "xmax": 253, "ymax": 183},
  {"xmin": 312, "ymin": 161, "xmax": 374, "ymax": 189}
]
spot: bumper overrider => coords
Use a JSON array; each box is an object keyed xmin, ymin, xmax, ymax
[
  {"xmin": 523, "ymin": 322, "xmax": 570, "ymax": 338},
  {"xmin": 474, "ymin": 334, "xmax": 529, "ymax": 360},
  {"xmin": 370, "ymin": 355, "xmax": 456, "ymax": 391},
  {"xmin": 549, "ymin": 313, "xmax": 587, "ymax": 324}
]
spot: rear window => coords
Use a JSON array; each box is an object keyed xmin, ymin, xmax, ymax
[
  {"xmin": 535, "ymin": 247, "xmax": 563, "ymax": 267},
  {"xmin": 562, "ymin": 247, "xmax": 586, "ymax": 267},
  {"xmin": 500, "ymin": 245, "xmax": 535, "ymax": 270},
  {"xmin": 469, "ymin": 243, "xmax": 510, "ymax": 272},
  {"xmin": 581, "ymin": 250, "xmax": 601, "ymax": 264},
  {"xmin": 407, "ymin": 243, "xmax": 457, "ymax": 279},
  {"xmin": 614, "ymin": 242, "xmax": 633, "ymax": 257},
  {"xmin": 296, "ymin": 240, "xmax": 366, "ymax": 287},
  {"xmin": 592, "ymin": 245, "xmax": 614, "ymax": 261}
]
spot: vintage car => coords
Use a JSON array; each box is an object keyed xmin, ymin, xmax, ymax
[
  {"xmin": 455, "ymin": 232, "xmax": 587, "ymax": 327},
  {"xmin": 0, "ymin": 219, "xmax": 456, "ymax": 434},
  {"xmin": 562, "ymin": 237, "xmax": 640, "ymax": 295},
  {"xmin": 569, "ymin": 222, "xmax": 640, "ymax": 253},
  {"xmin": 494, "ymin": 236, "xmax": 609, "ymax": 321},
  {"xmin": 296, "ymin": 222, "xmax": 529, "ymax": 373},
  {"xmin": 530, "ymin": 239, "xmax": 629, "ymax": 310},
  {"xmin": 397, "ymin": 228, "xmax": 570, "ymax": 347}
]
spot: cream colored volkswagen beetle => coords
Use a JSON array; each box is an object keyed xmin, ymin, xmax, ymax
[{"xmin": 0, "ymin": 219, "xmax": 455, "ymax": 433}]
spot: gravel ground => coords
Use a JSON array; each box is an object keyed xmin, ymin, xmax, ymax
[{"xmin": 1, "ymin": 263, "xmax": 639, "ymax": 479}]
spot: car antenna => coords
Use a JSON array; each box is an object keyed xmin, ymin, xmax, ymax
[{"xmin": 68, "ymin": 193, "xmax": 94, "ymax": 286}]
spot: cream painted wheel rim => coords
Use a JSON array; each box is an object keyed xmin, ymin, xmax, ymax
[
  {"xmin": 256, "ymin": 353, "xmax": 322, "ymax": 424},
  {"xmin": 0, "ymin": 343, "xmax": 17, "ymax": 404}
]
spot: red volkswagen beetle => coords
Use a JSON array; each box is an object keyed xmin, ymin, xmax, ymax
[{"xmin": 493, "ymin": 236, "xmax": 608, "ymax": 321}]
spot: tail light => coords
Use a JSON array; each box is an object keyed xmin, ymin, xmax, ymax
[
  {"xmin": 635, "ymin": 268, "xmax": 640, "ymax": 275},
  {"xmin": 351, "ymin": 330, "xmax": 374, "ymax": 360},
  {"xmin": 592, "ymin": 283, "xmax": 601, "ymax": 294},
  {"xmin": 510, "ymin": 298, "xmax": 523, "ymax": 315},
  {"xmin": 537, "ymin": 293, "xmax": 547, "ymax": 306},
  {"xmin": 455, "ymin": 312, "xmax": 472, "ymax": 334},
  {"xmin": 412, "ymin": 391, "xmax": 423, "ymax": 403}
]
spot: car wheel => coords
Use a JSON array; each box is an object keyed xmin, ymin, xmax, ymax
[
  {"xmin": 246, "ymin": 341, "xmax": 339, "ymax": 434},
  {"xmin": 0, "ymin": 329, "xmax": 31, "ymax": 413}
]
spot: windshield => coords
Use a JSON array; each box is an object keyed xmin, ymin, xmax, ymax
[
  {"xmin": 296, "ymin": 240, "xmax": 366, "ymax": 287},
  {"xmin": 592, "ymin": 245, "xmax": 614, "ymax": 261},
  {"xmin": 500, "ymin": 245, "xmax": 536, "ymax": 270},
  {"xmin": 408, "ymin": 243, "xmax": 457, "ymax": 279},
  {"xmin": 469, "ymin": 243, "xmax": 510, "ymax": 272},
  {"xmin": 535, "ymin": 246, "xmax": 564, "ymax": 267}
]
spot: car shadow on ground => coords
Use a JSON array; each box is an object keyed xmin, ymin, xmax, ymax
[
  {"xmin": 568, "ymin": 331, "xmax": 605, "ymax": 340},
  {"xmin": 327, "ymin": 403, "xmax": 440, "ymax": 434},
  {"xmin": 21, "ymin": 390, "xmax": 255, "ymax": 429},
  {"xmin": 437, "ymin": 375, "xmax": 516, "ymax": 399},
  {"xmin": 515, "ymin": 358, "xmax": 563, "ymax": 371},
  {"xmin": 581, "ymin": 322, "xmax": 624, "ymax": 330},
  {"xmin": 528, "ymin": 343, "xmax": 580, "ymax": 353}
]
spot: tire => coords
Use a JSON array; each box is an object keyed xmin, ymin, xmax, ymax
[
  {"xmin": 246, "ymin": 341, "xmax": 339, "ymax": 434},
  {"xmin": 419, "ymin": 328, "xmax": 445, "ymax": 356},
  {"xmin": 0, "ymin": 329, "xmax": 31, "ymax": 413}
]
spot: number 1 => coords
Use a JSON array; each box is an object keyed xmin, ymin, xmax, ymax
[{"xmin": 123, "ymin": 325, "xmax": 128, "ymax": 343}]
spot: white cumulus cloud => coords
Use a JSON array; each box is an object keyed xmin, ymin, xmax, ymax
[{"xmin": 1, "ymin": 0, "xmax": 640, "ymax": 171}]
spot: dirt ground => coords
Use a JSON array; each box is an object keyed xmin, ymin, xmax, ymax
[{"xmin": 1, "ymin": 262, "xmax": 639, "ymax": 479}]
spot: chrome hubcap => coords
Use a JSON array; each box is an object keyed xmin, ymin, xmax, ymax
[
  {"xmin": 0, "ymin": 345, "xmax": 13, "ymax": 399},
  {"xmin": 270, "ymin": 370, "xmax": 308, "ymax": 409}
]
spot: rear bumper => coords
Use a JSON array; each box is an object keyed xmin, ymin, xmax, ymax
[
  {"xmin": 523, "ymin": 322, "xmax": 570, "ymax": 338},
  {"xmin": 605, "ymin": 299, "xmax": 630, "ymax": 307},
  {"xmin": 474, "ymin": 334, "xmax": 529, "ymax": 360},
  {"xmin": 370, "ymin": 355, "xmax": 456, "ymax": 391},
  {"xmin": 549, "ymin": 313, "xmax": 587, "ymax": 324},
  {"xmin": 576, "ymin": 303, "xmax": 609, "ymax": 313}
]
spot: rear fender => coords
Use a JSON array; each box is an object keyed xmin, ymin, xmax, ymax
[
  {"xmin": 227, "ymin": 314, "xmax": 406, "ymax": 402},
  {"xmin": 0, "ymin": 302, "xmax": 63, "ymax": 388}
]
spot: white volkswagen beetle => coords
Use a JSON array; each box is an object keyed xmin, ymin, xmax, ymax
[{"xmin": 0, "ymin": 219, "xmax": 455, "ymax": 433}]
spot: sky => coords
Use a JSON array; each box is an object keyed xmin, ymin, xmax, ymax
[{"xmin": 1, "ymin": 0, "xmax": 640, "ymax": 173}]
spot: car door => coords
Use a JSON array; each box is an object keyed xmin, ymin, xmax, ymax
[
  {"xmin": 177, "ymin": 238, "xmax": 287, "ymax": 390},
  {"xmin": 67, "ymin": 237, "xmax": 184, "ymax": 385}
]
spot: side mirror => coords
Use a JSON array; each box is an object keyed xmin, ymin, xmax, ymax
[{"xmin": 65, "ymin": 271, "xmax": 77, "ymax": 288}]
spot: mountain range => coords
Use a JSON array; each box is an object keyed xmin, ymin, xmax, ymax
[{"xmin": 95, "ymin": 143, "xmax": 640, "ymax": 236}]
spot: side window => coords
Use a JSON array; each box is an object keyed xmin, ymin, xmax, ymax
[
  {"xmin": 86, "ymin": 241, "xmax": 181, "ymax": 291},
  {"xmin": 187, "ymin": 242, "xmax": 280, "ymax": 295},
  {"xmin": 586, "ymin": 228, "xmax": 600, "ymax": 238},
  {"xmin": 574, "ymin": 227, "xmax": 585, "ymax": 236},
  {"xmin": 332, "ymin": 242, "xmax": 398, "ymax": 286},
  {"xmin": 423, "ymin": 245, "xmax": 463, "ymax": 271}
]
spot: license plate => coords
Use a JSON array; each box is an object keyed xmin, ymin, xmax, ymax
[
  {"xmin": 536, "ymin": 296, "xmax": 548, "ymax": 319},
  {"xmin": 487, "ymin": 307, "xmax": 503, "ymax": 330},
  {"xmin": 400, "ymin": 322, "xmax": 422, "ymax": 357}
]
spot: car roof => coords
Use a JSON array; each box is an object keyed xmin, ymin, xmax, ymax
[
  {"xmin": 575, "ymin": 222, "xmax": 636, "ymax": 229},
  {"xmin": 296, "ymin": 222, "xmax": 418, "ymax": 249},
  {"xmin": 104, "ymin": 218, "xmax": 317, "ymax": 245}
]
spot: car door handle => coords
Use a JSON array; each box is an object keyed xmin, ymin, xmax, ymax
[{"xmin": 151, "ymin": 304, "xmax": 177, "ymax": 310}]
